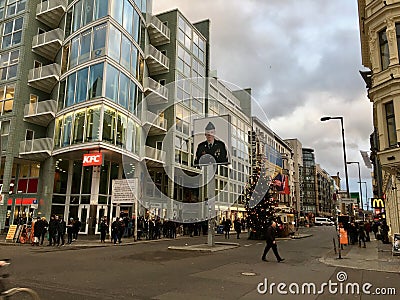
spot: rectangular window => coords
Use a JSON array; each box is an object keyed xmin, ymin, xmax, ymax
[
  {"xmin": 0, "ymin": 50, "xmax": 19, "ymax": 81},
  {"xmin": 0, "ymin": 84, "xmax": 14, "ymax": 115},
  {"xmin": 1, "ymin": 17, "xmax": 23, "ymax": 49},
  {"xmin": 0, "ymin": 119, "xmax": 10, "ymax": 151},
  {"xmin": 86, "ymin": 105, "xmax": 101, "ymax": 142},
  {"xmin": 385, "ymin": 101, "xmax": 397, "ymax": 147},
  {"xmin": 379, "ymin": 28, "xmax": 390, "ymax": 70},
  {"xmin": 88, "ymin": 63, "xmax": 103, "ymax": 99}
]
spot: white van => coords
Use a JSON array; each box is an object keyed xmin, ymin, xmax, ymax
[{"xmin": 314, "ymin": 217, "xmax": 334, "ymax": 226}]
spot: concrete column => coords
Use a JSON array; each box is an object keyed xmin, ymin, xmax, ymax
[{"xmin": 88, "ymin": 165, "xmax": 101, "ymax": 235}]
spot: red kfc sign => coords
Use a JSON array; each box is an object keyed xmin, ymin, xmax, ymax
[{"xmin": 83, "ymin": 153, "xmax": 103, "ymax": 166}]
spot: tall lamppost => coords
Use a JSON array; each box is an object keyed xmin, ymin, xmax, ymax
[
  {"xmin": 320, "ymin": 117, "xmax": 350, "ymax": 198},
  {"xmin": 321, "ymin": 116, "xmax": 349, "ymax": 260},
  {"xmin": 360, "ymin": 181, "xmax": 368, "ymax": 210},
  {"xmin": 347, "ymin": 161, "xmax": 362, "ymax": 210}
]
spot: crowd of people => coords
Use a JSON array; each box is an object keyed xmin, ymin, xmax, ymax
[
  {"xmin": 31, "ymin": 215, "xmax": 81, "ymax": 246},
  {"xmin": 343, "ymin": 220, "xmax": 390, "ymax": 247}
]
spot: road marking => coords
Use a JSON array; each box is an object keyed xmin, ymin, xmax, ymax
[
  {"xmin": 256, "ymin": 242, "xmax": 263, "ymax": 245},
  {"xmin": 241, "ymin": 272, "xmax": 257, "ymax": 276},
  {"xmin": 244, "ymin": 244, "xmax": 252, "ymax": 247}
]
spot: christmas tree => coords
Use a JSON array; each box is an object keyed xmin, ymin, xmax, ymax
[{"xmin": 245, "ymin": 160, "xmax": 277, "ymax": 239}]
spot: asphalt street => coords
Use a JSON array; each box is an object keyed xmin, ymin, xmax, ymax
[{"xmin": 1, "ymin": 226, "xmax": 399, "ymax": 300}]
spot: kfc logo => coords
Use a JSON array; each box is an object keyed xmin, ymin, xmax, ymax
[{"xmin": 83, "ymin": 153, "xmax": 103, "ymax": 166}]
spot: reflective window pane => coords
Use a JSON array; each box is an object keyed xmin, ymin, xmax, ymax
[
  {"xmin": 88, "ymin": 63, "xmax": 103, "ymax": 99},
  {"xmin": 76, "ymin": 67, "xmax": 88, "ymax": 103},
  {"xmin": 105, "ymin": 64, "xmax": 119, "ymax": 102}
]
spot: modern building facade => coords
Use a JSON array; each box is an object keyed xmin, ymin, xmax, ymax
[
  {"xmin": 357, "ymin": 0, "xmax": 400, "ymax": 237},
  {"xmin": 0, "ymin": 1, "xmax": 255, "ymax": 233},
  {"xmin": 285, "ymin": 138, "xmax": 303, "ymax": 215},
  {"xmin": 251, "ymin": 117, "xmax": 294, "ymax": 209}
]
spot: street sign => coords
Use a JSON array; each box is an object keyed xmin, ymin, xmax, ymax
[
  {"xmin": 111, "ymin": 179, "xmax": 138, "ymax": 203},
  {"xmin": 340, "ymin": 198, "xmax": 356, "ymax": 204}
]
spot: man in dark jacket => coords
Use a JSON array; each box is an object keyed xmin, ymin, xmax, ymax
[
  {"xmin": 56, "ymin": 216, "xmax": 66, "ymax": 246},
  {"xmin": 261, "ymin": 221, "xmax": 284, "ymax": 262},
  {"xmin": 48, "ymin": 215, "xmax": 58, "ymax": 246}
]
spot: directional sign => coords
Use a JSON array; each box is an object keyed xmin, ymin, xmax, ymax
[
  {"xmin": 340, "ymin": 198, "xmax": 356, "ymax": 204},
  {"xmin": 111, "ymin": 179, "xmax": 138, "ymax": 203}
]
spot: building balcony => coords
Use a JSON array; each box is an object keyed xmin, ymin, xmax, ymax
[
  {"xmin": 24, "ymin": 100, "xmax": 57, "ymax": 127},
  {"xmin": 143, "ymin": 77, "xmax": 168, "ymax": 105},
  {"xmin": 19, "ymin": 138, "xmax": 53, "ymax": 161},
  {"xmin": 36, "ymin": 0, "xmax": 67, "ymax": 29},
  {"xmin": 145, "ymin": 44, "xmax": 169, "ymax": 75},
  {"xmin": 28, "ymin": 63, "xmax": 61, "ymax": 93},
  {"xmin": 143, "ymin": 110, "xmax": 167, "ymax": 136},
  {"xmin": 144, "ymin": 146, "xmax": 166, "ymax": 167},
  {"xmin": 32, "ymin": 28, "xmax": 64, "ymax": 60},
  {"xmin": 378, "ymin": 147, "xmax": 400, "ymax": 172},
  {"xmin": 147, "ymin": 14, "xmax": 170, "ymax": 46}
]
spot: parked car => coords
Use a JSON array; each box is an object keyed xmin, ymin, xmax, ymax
[{"xmin": 314, "ymin": 217, "xmax": 334, "ymax": 226}]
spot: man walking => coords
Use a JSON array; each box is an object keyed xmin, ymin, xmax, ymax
[{"xmin": 261, "ymin": 221, "xmax": 284, "ymax": 262}]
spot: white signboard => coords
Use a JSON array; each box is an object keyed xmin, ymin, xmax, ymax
[
  {"xmin": 112, "ymin": 179, "xmax": 138, "ymax": 203},
  {"xmin": 340, "ymin": 198, "xmax": 356, "ymax": 204}
]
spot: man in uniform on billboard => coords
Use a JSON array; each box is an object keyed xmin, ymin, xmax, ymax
[{"xmin": 194, "ymin": 122, "xmax": 228, "ymax": 165}]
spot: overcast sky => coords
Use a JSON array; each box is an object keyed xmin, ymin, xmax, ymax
[{"xmin": 153, "ymin": 0, "xmax": 373, "ymax": 204}]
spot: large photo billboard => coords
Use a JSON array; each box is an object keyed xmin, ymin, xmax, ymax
[{"xmin": 193, "ymin": 115, "xmax": 231, "ymax": 166}]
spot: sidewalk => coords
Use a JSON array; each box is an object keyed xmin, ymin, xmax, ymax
[
  {"xmin": 320, "ymin": 238, "xmax": 400, "ymax": 273},
  {"xmin": 0, "ymin": 235, "xmax": 182, "ymax": 249}
]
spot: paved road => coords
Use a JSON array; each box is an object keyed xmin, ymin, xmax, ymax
[{"xmin": 1, "ymin": 226, "xmax": 399, "ymax": 299}]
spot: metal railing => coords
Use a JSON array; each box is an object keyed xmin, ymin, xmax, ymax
[
  {"xmin": 144, "ymin": 77, "xmax": 168, "ymax": 99},
  {"xmin": 24, "ymin": 100, "xmax": 57, "ymax": 117},
  {"xmin": 145, "ymin": 44, "xmax": 170, "ymax": 69},
  {"xmin": 28, "ymin": 63, "xmax": 61, "ymax": 82},
  {"xmin": 145, "ymin": 146, "xmax": 166, "ymax": 162},
  {"xmin": 36, "ymin": 0, "xmax": 67, "ymax": 15},
  {"xmin": 147, "ymin": 14, "xmax": 170, "ymax": 40},
  {"xmin": 19, "ymin": 138, "xmax": 53, "ymax": 154},
  {"xmin": 32, "ymin": 28, "xmax": 64, "ymax": 47},
  {"xmin": 145, "ymin": 110, "xmax": 167, "ymax": 130}
]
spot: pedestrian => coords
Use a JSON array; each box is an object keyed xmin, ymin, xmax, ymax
[
  {"xmin": 56, "ymin": 216, "xmax": 66, "ymax": 246},
  {"xmin": 364, "ymin": 221, "xmax": 371, "ymax": 242},
  {"xmin": 111, "ymin": 218, "xmax": 119, "ymax": 244},
  {"xmin": 380, "ymin": 221, "xmax": 390, "ymax": 244},
  {"xmin": 99, "ymin": 218, "xmax": 108, "ymax": 243},
  {"xmin": 48, "ymin": 215, "xmax": 58, "ymax": 246},
  {"xmin": 372, "ymin": 221, "xmax": 379, "ymax": 239},
  {"xmin": 72, "ymin": 218, "xmax": 81, "ymax": 241},
  {"xmin": 40, "ymin": 217, "xmax": 48, "ymax": 245},
  {"xmin": 32, "ymin": 217, "xmax": 41, "ymax": 246},
  {"xmin": 358, "ymin": 224, "xmax": 366, "ymax": 248},
  {"xmin": 224, "ymin": 218, "xmax": 232, "ymax": 239},
  {"xmin": 234, "ymin": 218, "xmax": 241, "ymax": 239},
  {"xmin": 261, "ymin": 221, "xmax": 285, "ymax": 263},
  {"xmin": 66, "ymin": 218, "xmax": 74, "ymax": 244}
]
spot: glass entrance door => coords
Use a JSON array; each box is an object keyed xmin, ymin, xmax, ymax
[{"xmin": 78, "ymin": 204, "xmax": 90, "ymax": 234}]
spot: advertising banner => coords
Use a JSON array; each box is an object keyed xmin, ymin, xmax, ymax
[{"xmin": 193, "ymin": 115, "xmax": 231, "ymax": 166}]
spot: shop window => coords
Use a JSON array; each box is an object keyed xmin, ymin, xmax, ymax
[{"xmin": 71, "ymin": 161, "xmax": 82, "ymax": 194}]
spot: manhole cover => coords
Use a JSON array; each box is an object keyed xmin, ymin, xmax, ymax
[{"xmin": 241, "ymin": 272, "xmax": 257, "ymax": 276}]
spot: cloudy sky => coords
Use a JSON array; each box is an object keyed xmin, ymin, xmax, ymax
[{"xmin": 153, "ymin": 0, "xmax": 373, "ymax": 204}]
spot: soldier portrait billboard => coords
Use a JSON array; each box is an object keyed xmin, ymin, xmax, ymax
[{"xmin": 193, "ymin": 116, "xmax": 231, "ymax": 166}]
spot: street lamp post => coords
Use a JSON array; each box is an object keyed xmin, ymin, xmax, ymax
[
  {"xmin": 360, "ymin": 181, "xmax": 368, "ymax": 212},
  {"xmin": 321, "ymin": 116, "xmax": 350, "ymax": 260},
  {"xmin": 347, "ymin": 161, "xmax": 362, "ymax": 212},
  {"xmin": 320, "ymin": 117, "xmax": 350, "ymax": 199}
]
